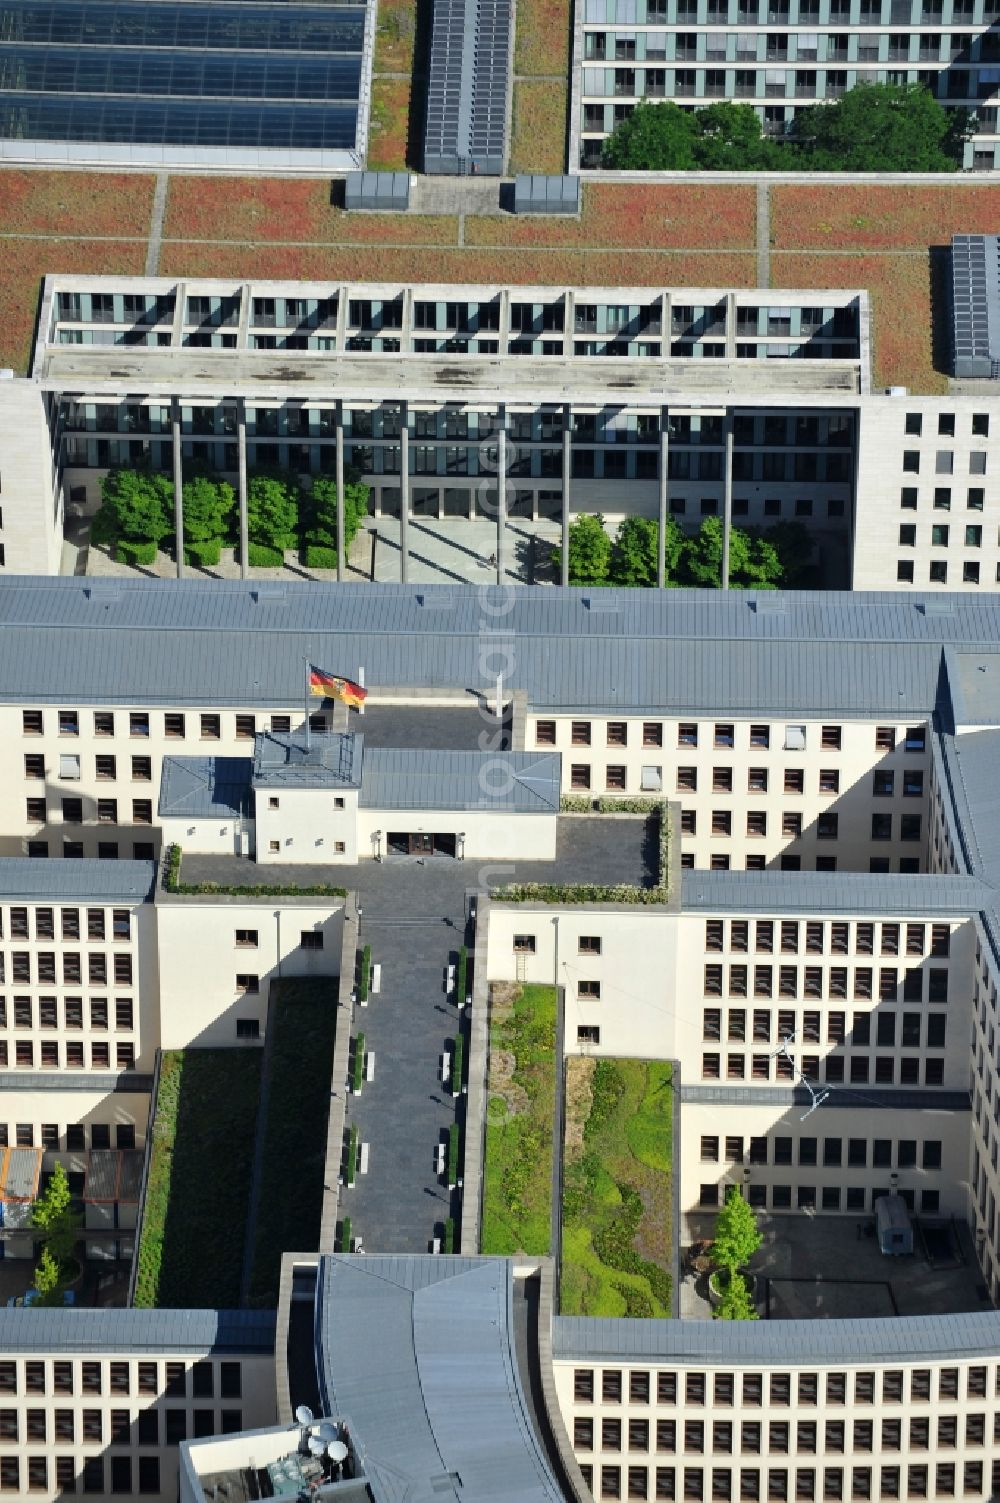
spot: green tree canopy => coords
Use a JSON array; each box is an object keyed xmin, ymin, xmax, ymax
[
  {"xmin": 552, "ymin": 513, "xmax": 613, "ymax": 584},
  {"xmin": 31, "ymin": 1163, "xmax": 81, "ymax": 1264},
  {"xmin": 789, "ymin": 82, "xmax": 968, "ymax": 171},
  {"xmin": 32, "ymin": 1246, "xmax": 64, "ymax": 1307},
  {"xmin": 765, "ymin": 520, "xmax": 814, "ymax": 587},
  {"xmin": 601, "ymin": 100, "xmax": 698, "ymax": 170},
  {"xmin": 247, "ymin": 471, "xmax": 301, "ymax": 550},
  {"xmin": 305, "ymin": 472, "xmax": 371, "ymax": 552},
  {"xmin": 610, "ymin": 516, "xmax": 684, "ymax": 586},
  {"xmin": 715, "ymin": 1268, "xmax": 758, "ymax": 1321},
  {"xmin": 92, "ymin": 468, "xmax": 173, "ymax": 546},
  {"xmin": 690, "ymin": 101, "xmax": 786, "ymax": 170},
  {"xmin": 181, "ymin": 473, "xmax": 235, "ymax": 544},
  {"xmin": 711, "ymin": 1185, "xmax": 763, "ymax": 1276}
]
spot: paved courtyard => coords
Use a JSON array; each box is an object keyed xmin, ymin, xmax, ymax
[{"xmin": 680, "ymin": 1211, "xmax": 986, "ymax": 1320}]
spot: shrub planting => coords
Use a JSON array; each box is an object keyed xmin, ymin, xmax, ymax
[
  {"xmin": 452, "ymin": 1034, "xmax": 464, "ymax": 1096},
  {"xmin": 339, "ymin": 1217, "xmax": 352, "ymax": 1252},
  {"xmin": 447, "ymin": 1122, "xmax": 461, "ymax": 1187},
  {"xmin": 444, "ymin": 1217, "xmax": 456, "ymax": 1253},
  {"xmin": 352, "ymin": 1032, "xmax": 366, "ymax": 1094},
  {"xmin": 346, "ymin": 1124, "xmax": 359, "ymax": 1187},
  {"xmin": 456, "ymin": 944, "xmax": 468, "ymax": 1001},
  {"xmin": 358, "ymin": 944, "xmax": 372, "ymax": 1002},
  {"xmin": 115, "ymin": 539, "xmax": 158, "ymax": 566},
  {"xmin": 184, "ymin": 538, "xmax": 222, "ymax": 568}
]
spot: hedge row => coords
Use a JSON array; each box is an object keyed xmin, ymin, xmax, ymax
[
  {"xmin": 447, "ymin": 1122, "xmax": 461, "ymax": 1187},
  {"xmin": 494, "ymin": 802, "xmax": 670, "ymax": 906},
  {"xmin": 452, "ymin": 1034, "xmax": 464, "ymax": 1096},
  {"xmin": 339, "ymin": 1217, "xmax": 352, "ymax": 1252},
  {"xmin": 358, "ymin": 944, "xmax": 372, "ymax": 1003},
  {"xmin": 560, "ymin": 795, "xmax": 663, "ymax": 814},
  {"xmin": 352, "ymin": 1032, "xmax": 366, "ymax": 1094},
  {"xmin": 345, "ymin": 1125, "xmax": 359, "ymax": 1188},
  {"xmin": 456, "ymin": 944, "xmax": 468, "ymax": 1002},
  {"xmin": 444, "ymin": 1218, "xmax": 456, "ymax": 1254},
  {"xmin": 163, "ymin": 845, "xmax": 347, "ymax": 900}
]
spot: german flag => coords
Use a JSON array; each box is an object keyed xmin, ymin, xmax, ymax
[{"xmin": 309, "ymin": 666, "xmax": 367, "ymax": 709}]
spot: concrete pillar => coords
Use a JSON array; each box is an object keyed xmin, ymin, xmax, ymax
[
  {"xmin": 171, "ymin": 399, "xmax": 184, "ymax": 580},
  {"xmin": 722, "ymin": 411, "xmax": 734, "ymax": 591},
  {"xmin": 335, "ymin": 401, "xmax": 345, "ymax": 583},
  {"xmin": 496, "ymin": 407, "xmax": 506, "ymax": 585},
  {"xmin": 561, "ymin": 403, "xmax": 571, "ymax": 589},
  {"xmin": 658, "ymin": 406, "xmax": 669, "ymax": 588},
  {"xmin": 237, "ymin": 398, "xmax": 248, "ymax": 582},
  {"xmin": 400, "ymin": 403, "xmax": 409, "ymax": 585}
]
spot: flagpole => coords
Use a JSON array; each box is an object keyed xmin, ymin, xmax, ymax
[
  {"xmin": 304, "ymin": 658, "xmax": 311, "ymax": 752},
  {"xmin": 358, "ymin": 665, "xmax": 365, "ymax": 718}
]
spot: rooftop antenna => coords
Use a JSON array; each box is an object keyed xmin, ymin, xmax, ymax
[
  {"xmin": 770, "ymin": 1033, "xmax": 831, "ymax": 1120},
  {"xmin": 295, "ymin": 1406, "xmax": 315, "ymax": 1426},
  {"xmin": 328, "ymin": 1440, "xmax": 349, "ymax": 1465},
  {"xmin": 317, "ymin": 1423, "xmax": 337, "ymax": 1444},
  {"xmin": 308, "ymin": 1437, "xmax": 327, "ymax": 1457}
]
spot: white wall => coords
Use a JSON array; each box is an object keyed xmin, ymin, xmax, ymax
[
  {"xmin": 0, "ymin": 381, "xmax": 63, "ymax": 575},
  {"xmin": 254, "ymin": 787, "xmax": 360, "ymax": 864},
  {"xmin": 155, "ymin": 900, "xmax": 343, "ymax": 1047}
]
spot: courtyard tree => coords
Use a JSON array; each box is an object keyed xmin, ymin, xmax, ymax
[
  {"xmin": 691, "ymin": 102, "xmax": 785, "ymax": 170},
  {"xmin": 715, "ymin": 1268, "xmax": 758, "ymax": 1321},
  {"xmin": 610, "ymin": 516, "xmax": 684, "ymax": 586},
  {"xmin": 601, "ymin": 101, "xmax": 698, "ymax": 170},
  {"xmin": 182, "ymin": 473, "xmax": 235, "ymax": 545},
  {"xmin": 711, "ymin": 1184, "xmax": 763, "ymax": 1286},
  {"xmin": 552, "ymin": 513, "xmax": 613, "ymax": 584},
  {"xmin": 247, "ymin": 471, "xmax": 301, "ymax": 563},
  {"xmin": 91, "ymin": 467, "xmax": 173, "ymax": 557},
  {"xmin": 789, "ymin": 82, "xmax": 968, "ymax": 172},
  {"xmin": 31, "ymin": 1163, "xmax": 81, "ymax": 1264},
  {"xmin": 302, "ymin": 472, "xmax": 371, "ymax": 568},
  {"xmin": 31, "ymin": 1247, "xmax": 64, "ymax": 1307}
]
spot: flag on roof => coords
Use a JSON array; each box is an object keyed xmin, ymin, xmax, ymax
[{"xmin": 309, "ymin": 666, "xmax": 367, "ymax": 708}]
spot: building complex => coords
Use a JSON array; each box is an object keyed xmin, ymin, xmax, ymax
[{"xmin": 0, "ymin": 581, "xmax": 993, "ymax": 1498}]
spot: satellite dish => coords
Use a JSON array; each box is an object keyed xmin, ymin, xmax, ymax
[
  {"xmin": 308, "ymin": 1436, "xmax": 326, "ymax": 1457},
  {"xmin": 317, "ymin": 1423, "xmax": 337, "ymax": 1443},
  {"xmin": 295, "ymin": 1405, "xmax": 315, "ymax": 1426},
  {"xmin": 328, "ymin": 1441, "xmax": 349, "ymax": 1464}
]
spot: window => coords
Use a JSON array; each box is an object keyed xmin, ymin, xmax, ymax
[
  {"xmin": 201, "ymin": 714, "xmax": 221, "ymax": 739},
  {"xmin": 513, "ymin": 934, "xmax": 536, "ymax": 954},
  {"xmin": 300, "ymin": 931, "xmax": 323, "ymax": 951},
  {"xmin": 572, "ymin": 721, "xmax": 592, "ymax": 746},
  {"xmin": 23, "ymin": 710, "xmax": 43, "ymax": 736},
  {"xmin": 129, "ymin": 712, "xmax": 149, "ymax": 738},
  {"xmin": 131, "ymin": 757, "xmax": 152, "ymax": 781},
  {"xmin": 644, "ymin": 723, "xmax": 663, "ymax": 747},
  {"xmin": 535, "ymin": 720, "xmax": 556, "ymax": 746},
  {"xmin": 236, "ymin": 714, "xmax": 256, "ymax": 740},
  {"xmin": 715, "ymin": 724, "xmax": 735, "ymax": 748},
  {"xmin": 678, "ymin": 724, "xmax": 698, "ymax": 747},
  {"xmin": 578, "ymin": 1025, "xmax": 601, "ymax": 1044},
  {"xmin": 236, "ymin": 974, "xmax": 259, "ymax": 993},
  {"xmin": 571, "ymin": 765, "xmax": 591, "ymax": 791}
]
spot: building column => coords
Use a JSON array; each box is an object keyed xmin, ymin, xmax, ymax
[
  {"xmin": 658, "ymin": 405, "xmax": 669, "ymax": 589},
  {"xmin": 237, "ymin": 398, "xmax": 248, "ymax": 582},
  {"xmin": 171, "ymin": 399, "xmax": 184, "ymax": 580},
  {"xmin": 496, "ymin": 406, "xmax": 506, "ymax": 585},
  {"xmin": 561, "ymin": 403, "xmax": 571, "ymax": 588},
  {"xmin": 722, "ymin": 410, "xmax": 734, "ymax": 591},
  {"xmin": 400, "ymin": 403, "xmax": 410, "ymax": 585},
  {"xmin": 335, "ymin": 400, "xmax": 345, "ymax": 583}
]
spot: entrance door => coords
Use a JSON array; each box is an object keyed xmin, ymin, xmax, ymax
[{"xmin": 409, "ymin": 833, "xmax": 433, "ymax": 854}]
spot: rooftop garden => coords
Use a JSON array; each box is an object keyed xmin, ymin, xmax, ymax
[
  {"xmin": 247, "ymin": 978, "xmax": 339, "ymax": 1304},
  {"xmin": 493, "ymin": 804, "xmax": 670, "ymax": 905},
  {"xmin": 164, "ymin": 845, "xmax": 348, "ymax": 900},
  {"xmin": 134, "ymin": 1048, "xmax": 262, "ymax": 1308},
  {"xmin": 481, "ymin": 982, "xmax": 557, "ymax": 1256},
  {"xmin": 561, "ymin": 1057, "xmax": 674, "ymax": 1318}
]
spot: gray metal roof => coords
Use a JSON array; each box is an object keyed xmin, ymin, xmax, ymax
[
  {"xmin": 3, "ymin": 580, "xmax": 1000, "ymax": 716},
  {"xmin": 0, "ymin": 1307, "xmax": 276, "ymax": 1354},
  {"xmin": 0, "ymin": 1072, "xmax": 153, "ymax": 1093},
  {"xmin": 360, "ymin": 748, "xmax": 561, "ymax": 812},
  {"xmin": 0, "ymin": 1147, "xmax": 40, "ymax": 1202},
  {"xmin": 554, "ymin": 1310, "xmax": 1000, "ymax": 1366},
  {"xmin": 424, "ymin": 0, "xmax": 510, "ymax": 175},
  {"xmin": 681, "ymin": 1084, "xmax": 970, "ymax": 1112},
  {"xmin": 681, "ymin": 869, "xmax": 988, "ymax": 917},
  {"xmin": 315, "ymin": 1255, "xmax": 566, "ymax": 1503},
  {"xmin": 0, "ymin": 857, "xmax": 154, "ymax": 902},
  {"xmin": 158, "ymin": 756, "xmax": 252, "ymax": 819},
  {"xmin": 252, "ymin": 730, "xmax": 363, "ymax": 789}
]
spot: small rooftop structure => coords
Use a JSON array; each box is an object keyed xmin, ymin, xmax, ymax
[
  {"xmin": 951, "ymin": 233, "xmax": 1000, "ymax": 378},
  {"xmin": 252, "ymin": 731, "xmax": 363, "ymax": 791},
  {"xmin": 359, "ymin": 747, "xmax": 561, "ymax": 812},
  {"xmin": 514, "ymin": 175, "xmax": 580, "ymax": 215},
  {"xmin": 345, "ymin": 170, "xmax": 410, "ymax": 211},
  {"xmin": 159, "ymin": 756, "xmax": 253, "ymax": 820}
]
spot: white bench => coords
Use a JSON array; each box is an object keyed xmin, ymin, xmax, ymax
[
  {"xmin": 440, "ymin": 1052, "xmax": 451, "ymax": 1083},
  {"xmin": 370, "ymin": 963, "xmax": 381, "ymax": 994},
  {"xmin": 365, "ymin": 1051, "xmax": 375, "ymax": 1081},
  {"xmin": 430, "ymin": 1237, "xmax": 442, "ymax": 1254},
  {"xmin": 446, "ymin": 964, "xmax": 456, "ymax": 994},
  {"xmin": 359, "ymin": 1142, "xmax": 370, "ymax": 1175},
  {"xmin": 352, "ymin": 1236, "xmax": 364, "ymax": 1254},
  {"xmin": 435, "ymin": 1143, "xmax": 446, "ymax": 1176}
]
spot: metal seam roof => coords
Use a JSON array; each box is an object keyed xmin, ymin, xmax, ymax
[{"xmin": 0, "ymin": 1307, "xmax": 276, "ymax": 1354}]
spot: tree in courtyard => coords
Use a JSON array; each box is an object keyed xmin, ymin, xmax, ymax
[
  {"xmin": 31, "ymin": 1247, "xmax": 64, "ymax": 1307},
  {"xmin": 715, "ymin": 1268, "xmax": 758, "ymax": 1321},
  {"xmin": 765, "ymin": 520, "xmax": 814, "ymax": 587},
  {"xmin": 552, "ymin": 513, "xmax": 613, "ymax": 585},
  {"xmin": 181, "ymin": 473, "xmax": 235, "ymax": 545},
  {"xmin": 31, "ymin": 1163, "xmax": 81, "ymax": 1265},
  {"xmin": 789, "ymin": 82, "xmax": 968, "ymax": 172},
  {"xmin": 91, "ymin": 468, "xmax": 173, "ymax": 548},
  {"xmin": 247, "ymin": 471, "xmax": 301, "ymax": 551},
  {"xmin": 675, "ymin": 518, "xmax": 786, "ymax": 590},
  {"xmin": 711, "ymin": 1184, "xmax": 763, "ymax": 1286},
  {"xmin": 691, "ymin": 102, "xmax": 786, "ymax": 170},
  {"xmin": 304, "ymin": 473, "xmax": 371, "ymax": 555},
  {"xmin": 601, "ymin": 101, "xmax": 698, "ymax": 170},
  {"xmin": 610, "ymin": 516, "xmax": 684, "ymax": 586}
]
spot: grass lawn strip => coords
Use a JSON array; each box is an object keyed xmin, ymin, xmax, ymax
[
  {"xmin": 481, "ymin": 982, "xmax": 557, "ymax": 1256},
  {"xmin": 772, "ymin": 183, "xmax": 1000, "ymax": 251},
  {"xmin": 515, "ymin": 0, "xmax": 571, "ymax": 75},
  {"xmin": 465, "ymin": 183, "xmax": 757, "ymax": 251},
  {"xmin": 374, "ymin": 0, "xmax": 418, "ymax": 73},
  {"xmin": 164, "ymin": 175, "xmax": 455, "ymax": 245},
  {"xmin": 510, "ymin": 82, "xmax": 568, "ymax": 175},
  {"xmin": 0, "ymin": 170, "xmax": 155, "ymax": 237},
  {"xmin": 133, "ymin": 1049, "xmax": 263, "ymax": 1309},
  {"xmin": 248, "ymin": 978, "xmax": 339, "ymax": 1304},
  {"xmin": 561, "ymin": 1057, "xmax": 673, "ymax": 1318},
  {"xmin": 368, "ymin": 77, "xmax": 413, "ymax": 170}
]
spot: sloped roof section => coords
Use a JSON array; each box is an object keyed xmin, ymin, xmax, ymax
[
  {"xmin": 315, "ymin": 1255, "xmax": 566, "ymax": 1503},
  {"xmin": 158, "ymin": 756, "xmax": 252, "ymax": 818},
  {"xmin": 360, "ymin": 749, "xmax": 560, "ymax": 812}
]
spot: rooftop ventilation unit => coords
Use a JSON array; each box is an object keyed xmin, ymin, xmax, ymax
[{"xmin": 950, "ymin": 233, "xmax": 1000, "ymax": 379}]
